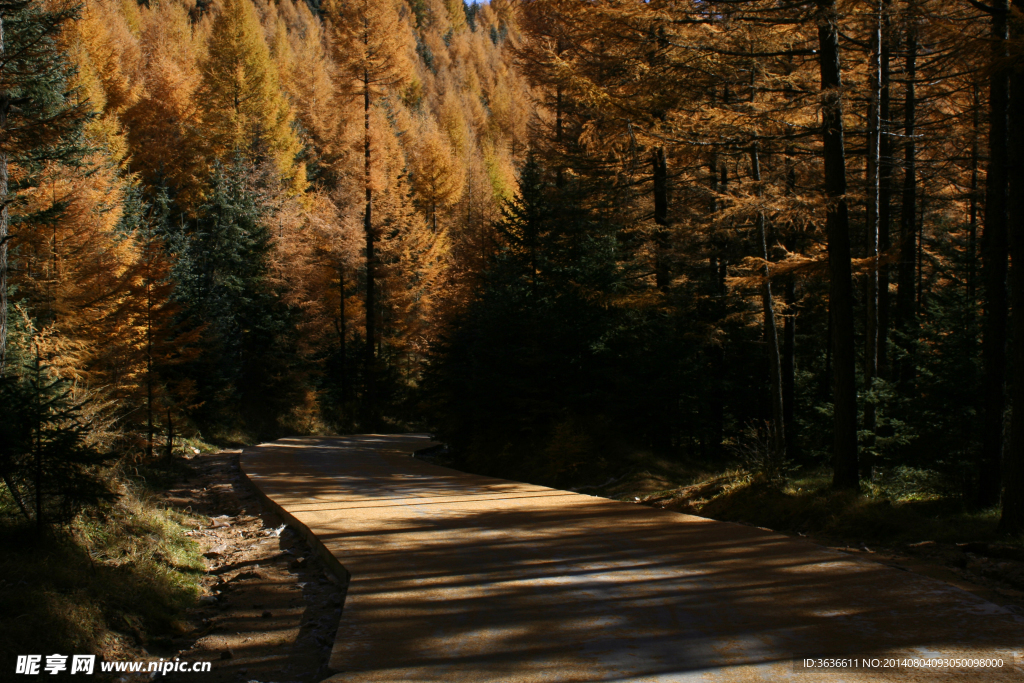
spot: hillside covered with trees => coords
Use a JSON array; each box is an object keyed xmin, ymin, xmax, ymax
[{"xmin": 4, "ymin": 0, "xmax": 1024, "ymax": 540}]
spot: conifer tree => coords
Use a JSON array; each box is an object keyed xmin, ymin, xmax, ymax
[
  {"xmin": 323, "ymin": 0, "xmax": 413, "ymax": 425},
  {"xmin": 409, "ymin": 117, "xmax": 465, "ymax": 232},
  {"xmin": 0, "ymin": 0, "xmax": 88, "ymax": 376},
  {"xmin": 201, "ymin": 0, "xmax": 304, "ymax": 193},
  {"xmin": 118, "ymin": 190, "xmax": 203, "ymax": 460},
  {"xmin": 171, "ymin": 159, "xmax": 301, "ymax": 434},
  {"xmin": 0, "ymin": 314, "xmax": 113, "ymax": 531},
  {"xmin": 815, "ymin": 0, "xmax": 859, "ymax": 489},
  {"xmin": 124, "ymin": 0, "xmax": 207, "ymax": 211}
]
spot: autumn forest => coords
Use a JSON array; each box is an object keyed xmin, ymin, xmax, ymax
[{"xmin": 3, "ymin": 0, "xmax": 1024, "ymax": 540}]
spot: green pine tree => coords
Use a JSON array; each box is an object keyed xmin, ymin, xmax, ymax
[
  {"xmin": 0, "ymin": 316, "xmax": 113, "ymax": 531},
  {"xmin": 0, "ymin": 0, "xmax": 89, "ymax": 377},
  {"xmin": 170, "ymin": 159, "xmax": 301, "ymax": 436}
]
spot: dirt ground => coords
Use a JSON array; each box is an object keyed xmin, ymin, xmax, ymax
[{"xmin": 151, "ymin": 449, "xmax": 344, "ymax": 683}]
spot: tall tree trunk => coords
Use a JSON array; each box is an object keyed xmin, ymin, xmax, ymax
[
  {"xmin": 146, "ymin": 252, "xmax": 154, "ymax": 461},
  {"xmin": 816, "ymin": 0, "xmax": 859, "ymax": 490},
  {"xmin": 863, "ymin": 0, "xmax": 883, "ymax": 477},
  {"xmin": 653, "ymin": 146, "xmax": 670, "ymax": 291},
  {"xmin": 555, "ymin": 82, "xmax": 565, "ymax": 189},
  {"xmin": 339, "ymin": 260, "xmax": 348, "ymax": 403},
  {"xmin": 165, "ymin": 408, "xmax": 174, "ymax": 460},
  {"xmin": 783, "ymin": 161, "xmax": 798, "ymax": 459},
  {"xmin": 896, "ymin": 15, "xmax": 918, "ymax": 384},
  {"xmin": 878, "ymin": 5, "xmax": 893, "ymax": 378},
  {"xmin": 708, "ymin": 160, "xmax": 727, "ymax": 458},
  {"xmin": 751, "ymin": 143, "xmax": 785, "ymax": 462},
  {"xmin": 783, "ymin": 243, "xmax": 798, "ymax": 460},
  {"xmin": 969, "ymin": 83, "xmax": 980, "ymax": 307},
  {"xmin": 1000, "ymin": 0, "xmax": 1024, "ymax": 533},
  {"xmin": 979, "ymin": 0, "xmax": 1010, "ymax": 508},
  {"xmin": 0, "ymin": 148, "xmax": 7, "ymax": 379},
  {"xmin": 363, "ymin": 68, "xmax": 376, "ymax": 428},
  {"xmin": 0, "ymin": 15, "xmax": 7, "ymax": 379},
  {"xmin": 34, "ymin": 348, "xmax": 43, "ymax": 531}
]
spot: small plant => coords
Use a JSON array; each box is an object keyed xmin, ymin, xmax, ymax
[
  {"xmin": 731, "ymin": 420, "xmax": 794, "ymax": 488},
  {"xmin": 0, "ymin": 349, "xmax": 115, "ymax": 531}
]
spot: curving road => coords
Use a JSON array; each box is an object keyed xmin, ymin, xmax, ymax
[{"xmin": 240, "ymin": 435, "xmax": 1024, "ymax": 682}]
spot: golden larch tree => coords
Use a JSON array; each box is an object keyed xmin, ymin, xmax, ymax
[
  {"xmin": 201, "ymin": 0, "xmax": 304, "ymax": 193},
  {"xmin": 322, "ymin": 0, "xmax": 414, "ymax": 424}
]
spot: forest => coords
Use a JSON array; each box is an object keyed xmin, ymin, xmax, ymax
[{"xmin": 3, "ymin": 0, "xmax": 1024, "ymax": 542}]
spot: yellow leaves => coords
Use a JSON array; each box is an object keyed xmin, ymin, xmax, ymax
[
  {"xmin": 438, "ymin": 87, "xmax": 471, "ymax": 157},
  {"xmin": 409, "ymin": 116, "xmax": 466, "ymax": 222},
  {"xmin": 444, "ymin": 0, "xmax": 467, "ymax": 34},
  {"xmin": 120, "ymin": 0, "xmax": 208, "ymax": 209},
  {"xmin": 13, "ymin": 156, "xmax": 133, "ymax": 383},
  {"xmin": 201, "ymin": 0, "xmax": 304, "ymax": 191},
  {"xmin": 275, "ymin": 0, "xmax": 352, "ymax": 179},
  {"xmin": 481, "ymin": 137, "xmax": 515, "ymax": 202},
  {"xmin": 74, "ymin": 0, "xmax": 144, "ymax": 115},
  {"xmin": 323, "ymin": 0, "xmax": 415, "ymax": 94}
]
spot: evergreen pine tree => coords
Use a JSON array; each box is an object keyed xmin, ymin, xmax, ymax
[
  {"xmin": 170, "ymin": 159, "xmax": 301, "ymax": 435},
  {"xmin": 0, "ymin": 0, "xmax": 88, "ymax": 376},
  {"xmin": 426, "ymin": 157, "xmax": 627, "ymax": 480},
  {"xmin": 0, "ymin": 314, "xmax": 113, "ymax": 531}
]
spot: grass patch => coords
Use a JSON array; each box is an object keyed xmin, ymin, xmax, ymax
[
  {"xmin": 569, "ymin": 457, "xmax": 1016, "ymax": 548},
  {"xmin": 0, "ymin": 460, "xmax": 205, "ymax": 667},
  {"xmin": 696, "ymin": 470, "xmax": 1011, "ymax": 547},
  {"xmin": 593, "ymin": 458, "xmax": 1015, "ymax": 548}
]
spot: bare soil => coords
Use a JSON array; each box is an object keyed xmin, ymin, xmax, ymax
[{"xmin": 152, "ymin": 449, "xmax": 343, "ymax": 683}]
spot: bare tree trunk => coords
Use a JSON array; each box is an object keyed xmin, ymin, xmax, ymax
[
  {"xmin": 783, "ymin": 160, "xmax": 799, "ymax": 459},
  {"xmin": 969, "ymin": 83, "xmax": 980, "ymax": 307},
  {"xmin": 751, "ymin": 143, "xmax": 785, "ymax": 462},
  {"xmin": 165, "ymin": 408, "xmax": 174, "ymax": 460},
  {"xmin": 980, "ymin": 0, "xmax": 1010, "ymax": 508},
  {"xmin": 896, "ymin": 14, "xmax": 918, "ymax": 384},
  {"xmin": 146, "ymin": 254, "xmax": 154, "ymax": 461},
  {"xmin": 0, "ymin": 15, "xmax": 7, "ymax": 379},
  {"xmin": 708, "ymin": 159, "xmax": 726, "ymax": 458},
  {"xmin": 817, "ymin": 0, "xmax": 859, "ymax": 490},
  {"xmin": 1000, "ymin": 0, "xmax": 1024, "ymax": 532},
  {"xmin": 878, "ymin": 6, "xmax": 893, "ymax": 378},
  {"xmin": 863, "ymin": 0, "xmax": 883, "ymax": 478},
  {"xmin": 0, "ymin": 151, "xmax": 7, "ymax": 379},
  {"xmin": 555, "ymin": 83, "xmax": 564, "ymax": 189},
  {"xmin": 34, "ymin": 348, "xmax": 43, "ymax": 531},
  {"xmin": 363, "ymin": 68, "xmax": 376, "ymax": 429},
  {"xmin": 653, "ymin": 146, "xmax": 670, "ymax": 291},
  {"xmin": 339, "ymin": 260, "xmax": 348, "ymax": 403}
]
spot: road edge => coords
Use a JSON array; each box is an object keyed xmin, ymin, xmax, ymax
[{"xmin": 238, "ymin": 444, "xmax": 353, "ymax": 595}]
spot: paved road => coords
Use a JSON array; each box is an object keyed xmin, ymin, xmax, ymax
[{"xmin": 240, "ymin": 435, "xmax": 1024, "ymax": 682}]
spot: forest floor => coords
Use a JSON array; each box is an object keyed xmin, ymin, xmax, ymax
[
  {"xmin": 556, "ymin": 453, "xmax": 1024, "ymax": 622},
  {"xmin": 151, "ymin": 449, "xmax": 344, "ymax": 683},
  {"xmin": 9, "ymin": 442, "xmax": 1019, "ymax": 681},
  {"xmin": 1, "ymin": 447, "xmax": 344, "ymax": 683}
]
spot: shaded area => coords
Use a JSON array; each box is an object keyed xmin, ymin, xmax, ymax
[{"xmin": 241, "ymin": 436, "xmax": 1024, "ymax": 682}]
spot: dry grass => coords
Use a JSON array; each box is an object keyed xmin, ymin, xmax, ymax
[{"xmin": 0, "ymin": 461, "xmax": 206, "ymax": 667}]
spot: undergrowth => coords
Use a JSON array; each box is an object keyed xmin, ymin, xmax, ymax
[
  {"xmin": 0, "ymin": 459, "xmax": 205, "ymax": 669},
  {"xmin": 567, "ymin": 451, "xmax": 1016, "ymax": 547}
]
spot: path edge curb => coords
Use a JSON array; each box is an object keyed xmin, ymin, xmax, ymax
[{"xmin": 237, "ymin": 445, "xmax": 353, "ymax": 595}]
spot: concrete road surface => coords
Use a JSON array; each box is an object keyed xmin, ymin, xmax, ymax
[{"xmin": 240, "ymin": 435, "xmax": 1024, "ymax": 682}]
